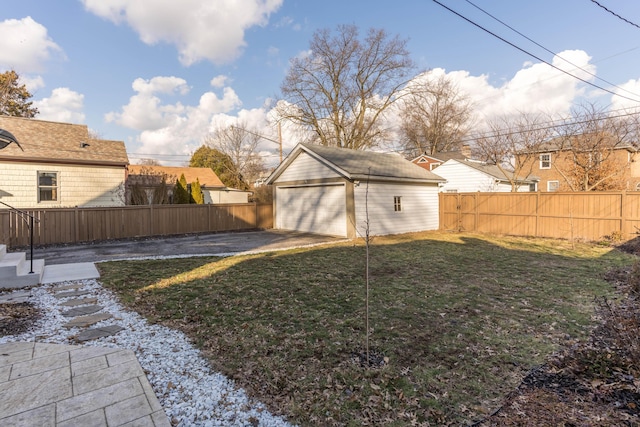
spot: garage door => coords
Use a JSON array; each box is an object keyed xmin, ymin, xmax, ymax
[{"xmin": 275, "ymin": 184, "xmax": 347, "ymax": 237}]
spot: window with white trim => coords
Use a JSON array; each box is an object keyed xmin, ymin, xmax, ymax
[
  {"xmin": 547, "ymin": 180, "xmax": 559, "ymax": 192},
  {"xmin": 394, "ymin": 196, "xmax": 402, "ymax": 212},
  {"xmin": 38, "ymin": 171, "xmax": 58, "ymax": 202},
  {"xmin": 540, "ymin": 153, "xmax": 551, "ymax": 169}
]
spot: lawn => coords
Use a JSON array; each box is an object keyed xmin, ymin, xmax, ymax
[{"xmin": 97, "ymin": 231, "xmax": 635, "ymax": 426}]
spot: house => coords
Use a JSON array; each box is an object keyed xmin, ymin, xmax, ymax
[
  {"xmin": 411, "ymin": 145, "xmax": 472, "ymax": 171},
  {"xmin": 127, "ymin": 165, "xmax": 252, "ymax": 204},
  {"xmin": 435, "ymin": 159, "xmax": 536, "ymax": 193},
  {"xmin": 516, "ymin": 138, "xmax": 640, "ymax": 192},
  {"xmin": 0, "ymin": 116, "xmax": 128, "ymax": 209},
  {"xmin": 266, "ymin": 143, "xmax": 445, "ymax": 238}
]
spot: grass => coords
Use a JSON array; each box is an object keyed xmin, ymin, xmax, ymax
[{"xmin": 97, "ymin": 231, "xmax": 635, "ymax": 426}]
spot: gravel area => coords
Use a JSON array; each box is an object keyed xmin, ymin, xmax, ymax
[{"xmin": 0, "ymin": 280, "xmax": 295, "ymax": 427}]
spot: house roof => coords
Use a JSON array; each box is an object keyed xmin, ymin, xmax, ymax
[
  {"xmin": 128, "ymin": 165, "xmax": 225, "ymax": 188},
  {"xmin": 444, "ymin": 159, "xmax": 535, "ymax": 183},
  {"xmin": 0, "ymin": 115, "xmax": 128, "ymax": 166},
  {"xmin": 412, "ymin": 151, "xmax": 467, "ymax": 164},
  {"xmin": 268, "ymin": 143, "xmax": 445, "ymax": 184},
  {"xmin": 523, "ymin": 134, "xmax": 639, "ymax": 154}
]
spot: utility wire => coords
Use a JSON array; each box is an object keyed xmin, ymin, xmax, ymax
[
  {"xmin": 430, "ymin": 0, "xmax": 640, "ymax": 104},
  {"xmin": 464, "ymin": 0, "xmax": 640, "ymax": 100},
  {"xmin": 590, "ymin": 0, "xmax": 640, "ymax": 30}
]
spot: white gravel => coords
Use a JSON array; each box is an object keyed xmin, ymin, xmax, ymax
[{"xmin": 0, "ymin": 279, "xmax": 295, "ymax": 427}]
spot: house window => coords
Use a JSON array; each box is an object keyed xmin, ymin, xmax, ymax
[
  {"xmin": 418, "ymin": 158, "xmax": 427, "ymax": 163},
  {"xmin": 529, "ymin": 183, "xmax": 537, "ymax": 192},
  {"xmin": 394, "ymin": 196, "xmax": 402, "ymax": 212},
  {"xmin": 540, "ymin": 153, "xmax": 551, "ymax": 169},
  {"xmin": 38, "ymin": 172, "xmax": 58, "ymax": 202},
  {"xmin": 430, "ymin": 162, "xmax": 441, "ymax": 170},
  {"xmin": 547, "ymin": 180, "xmax": 559, "ymax": 192}
]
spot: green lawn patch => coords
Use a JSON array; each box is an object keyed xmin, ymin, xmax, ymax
[{"xmin": 97, "ymin": 232, "xmax": 635, "ymax": 426}]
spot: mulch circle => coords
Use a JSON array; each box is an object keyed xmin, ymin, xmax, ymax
[{"xmin": 0, "ymin": 302, "xmax": 42, "ymax": 336}]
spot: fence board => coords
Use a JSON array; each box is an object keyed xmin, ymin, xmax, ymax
[
  {"xmin": 440, "ymin": 192, "xmax": 640, "ymax": 241},
  {"xmin": 0, "ymin": 203, "xmax": 273, "ymax": 249}
]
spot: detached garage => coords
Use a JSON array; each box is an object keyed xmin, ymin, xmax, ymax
[{"xmin": 266, "ymin": 143, "xmax": 445, "ymax": 238}]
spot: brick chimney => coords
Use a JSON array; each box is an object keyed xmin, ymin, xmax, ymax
[{"xmin": 461, "ymin": 144, "xmax": 471, "ymax": 158}]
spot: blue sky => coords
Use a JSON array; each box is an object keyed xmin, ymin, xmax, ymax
[{"xmin": 2, "ymin": 0, "xmax": 640, "ymax": 166}]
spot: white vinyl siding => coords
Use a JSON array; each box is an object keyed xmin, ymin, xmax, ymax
[
  {"xmin": 0, "ymin": 162, "xmax": 125, "ymax": 208},
  {"xmin": 435, "ymin": 160, "xmax": 530, "ymax": 193},
  {"xmin": 275, "ymin": 152, "xmax": 340, "ymax": 182},
  {"xmin": 354, "ymin": 182, "xmax": 439, "ymax": 236},
  {"xmin": 275, "ymin": 184, "xmax": 347, "ymax": 236}
]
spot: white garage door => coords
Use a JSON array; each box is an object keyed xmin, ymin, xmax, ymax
[{"xmin": 276, "ymin": 184, "xmax": 347, "ymax": 237}]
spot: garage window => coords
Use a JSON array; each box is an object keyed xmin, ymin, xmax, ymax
[{"xmin": 394, "ymin": 196, "xmax": 402, "ymax": 212}]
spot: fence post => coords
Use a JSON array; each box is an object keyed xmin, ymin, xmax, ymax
[{"xmin": 621, "ymin": 190, "xmax": 627, "ymax": 239}]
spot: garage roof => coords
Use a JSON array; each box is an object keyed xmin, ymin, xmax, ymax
[{"xmin": 268, "ymin": 143, "xmax": 445, "ymax": 184}]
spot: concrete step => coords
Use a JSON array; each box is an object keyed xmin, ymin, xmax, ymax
[
  {"xmin": 0, "ymin": 244, "xmax": 6, "ymax": 260},
  {"xmin": 0, "ymin": 258, "xmax": 45, "ymax": 289},
  {"xmin": 0, "ymin": 252, "xmax": 25, "ymax": 279}
]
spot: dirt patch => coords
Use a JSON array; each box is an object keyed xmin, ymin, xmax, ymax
[{"xmin": 0, "ymin": 302, "xmax": 41, "ymax": 336}]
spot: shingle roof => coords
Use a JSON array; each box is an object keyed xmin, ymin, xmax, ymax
[
  {"xmin": 0, "ymin": 116, "xmax": 128, "ymax": 166},
  {"xmin": 128, "ymin": 165, "xmax": 225, "ymax": 188},
  {"xmin": 269, "ymin": 143, "xmax": 445, "ymax": 183}
]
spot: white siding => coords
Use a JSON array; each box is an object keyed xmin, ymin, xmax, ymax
[
  {"xmin": 275, "ymin": 184, "xmax": 346, "ymax": 236},
  {"xmin": 0, "ymin": 162, "xmax": 125, "ymax": 208},
  {"xmin": 275, "ymin": 152, "xmax": 340, "ymax": 182},
  {"xmin": 354, "ymin": 182, "xmax": 439, "ymax": 236},
  {"xmin": 435, "ymin": 161, "xmax": 499, "ymax": 192},
  {"xmin": 205, "ymin": 189, "xmax": 250, "ymax": 204}
]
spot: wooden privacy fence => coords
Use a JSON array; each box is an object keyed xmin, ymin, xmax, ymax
[
  {"xmin": 0, "ymin": 203, "xmax": 273, "ymax": 249},
  {"xmin": 440, "ymin": 191, "xmax": 640, "ymax": 242}
]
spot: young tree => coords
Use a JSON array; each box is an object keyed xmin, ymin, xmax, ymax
[
  {"xmin": 399, "ymin": 72, "xmax": 474, "ymax": 157},
  {"xmin": 475, "ymin": 113, "xmax": 553, "ymax": 191},
  {"xmin": 191, "ymin": 178, "xmax": 204, "ymax": 204},
  {"xmin": 174, "ymin": 173, "xmax": 191, "ymax": 204},
  {"xmin": 278, "ymin": 24, "xmax": 414, "ymax": 150},
  {"xmin": 203, "ymin": 122, "xmax": 265, "ymax": 187},
  {"xmin": 0, "ymin": 70, "xmax": 39, "ymax": 117},
  {"xmin": 190, "ymin": 145, "xmax": 248, "ymax": 190}
]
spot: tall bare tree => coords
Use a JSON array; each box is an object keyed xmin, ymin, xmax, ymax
[
  {"xmin": 475, "ymin": 112, "xmax": 553, "ymax": 191},
  {"xmin": 203, "ymin": 122, "xmax": 265, "ymax": 187},
  {"xmin": 0, "ymin": 70, "xmax": 39, "ymax": 118},
  {"xmin": 399, "ymin": 72, "xmax": 474, "ymax": 157},
  {"xmin": 278, "ymin": 24, "xmax": 414, "ymax": 150},
  {"xmin": 553, "ymin": 103, "xmax": 637, "ymax": 191}
]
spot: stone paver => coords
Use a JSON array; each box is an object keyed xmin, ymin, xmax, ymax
[
  {"xmin": 59, "ymin": 297, "xmax": 98, "ymax": 307},
  {"xmin": 61, "ymin": 305, "xmax": 103, "ymax": 317},
  {"xmin": 0, "ymin": 342, "xmax": 169, "ymax": 427},
  {"xmin": 52, "ymin": 284, "xmax": 84, "ymax": 292},
  {"xmin": 63, "ymin": 312, "xmax": 112, "ymax": 329},
  {"xmin": 53, "ymin": 290, "xmax": 91, "ymax": 299},
  {"xmin": 0, "ymin": 291, "xmax": 31, "ymax": 304},
  {"xmin": 76, "ymin": 325, "xmax": 125, "ymax": 342}
]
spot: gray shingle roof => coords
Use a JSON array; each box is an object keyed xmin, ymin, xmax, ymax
[
  {"xmin": 450, "ymin": 159, "xmax": 534, "ymax": 183},
  {"xmin": 272, "ymin": 143, "xmax": 445, "ymax": 183},
  {"xmin": 0, "ymin": 116, "xmax": 128, "ymax": 166}
]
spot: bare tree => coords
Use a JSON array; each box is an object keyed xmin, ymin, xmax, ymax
[
  {"xmin": 399, "ymin": 72, "xmax": 474, "ymax": 157},
  {"xmin": 553, "ymin": 103, "xmax": 637, "ymax": 191},
  {"xmin": 278, "ymin": 24, "xmax": 414, "ymax": 150},
  {"xmin": 203, "ymin": 122, "xmax": 265, "ymax": 187},
  {"xmin": 475, "ymin": 112, "xmax": 553, "ymax": 191}
]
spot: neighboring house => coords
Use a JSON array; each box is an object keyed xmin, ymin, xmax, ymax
[
  {"xmin": 435, "ymin": 159, "xmax": 537, "ymax": 193},
  {"xmin": 266, "ymin": 143, "xmax": 445, "ymax": 238},
  {"xmin": 517, "ymin": 139, "xmax": 640, "ymax": 192},
  {"xmin": 0, "ymin": 116, "xmax": 128, "ymax": 209},
  {"xmin": 127, "ymin": 165, "xmax": 252, "ymax": 204},
  {"xmin": 411, "ymin": 145, "xmax": 472, "ymax": 171}
]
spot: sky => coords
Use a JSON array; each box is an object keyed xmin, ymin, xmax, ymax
[{"xmin": 2, "ymin": 0, "xmax": 640, "ymax": 167}]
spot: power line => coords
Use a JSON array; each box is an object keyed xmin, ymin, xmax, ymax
[
  {"xmin": 464, "ymin": 0, "xmax": 640, "ymax": 100},
  {"xmin": 590, "ymin": 0, "xmax": 640, "ymax": 30},
  {"xmin": 430, "ymin": 0, "xmax": 640, "ymax": 104}
]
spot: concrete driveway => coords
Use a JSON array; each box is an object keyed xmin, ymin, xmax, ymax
[{"xmin": 32, "ymin": 230, "xmax": 346, "ymax": 265}]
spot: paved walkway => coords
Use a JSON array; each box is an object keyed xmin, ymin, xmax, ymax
[{"xmin": 0, "ymin": 264, "xmax": 171, "ymax": 426}]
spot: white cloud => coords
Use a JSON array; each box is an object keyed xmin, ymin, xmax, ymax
[
  {"xmin": 108, "ymin": 76, "xmax": 243, "ymax": 159},
  {"xmin": 210, "ymin": 75, "xmax": 228, "ymax": 88},
  {"xmin": 0, "ymin": 17, "xmax": 63, "ymax": 73},
  {"xmin": 610, "ymin": 78, "xmax": 640, "ymax": 112},
  {"xmin": 33, "ymin": 88, "xmax": 85, "ymax": 123},
  {"xmin": 81, "ymin": 0, "xmax": 283, "ymax": 66}
]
